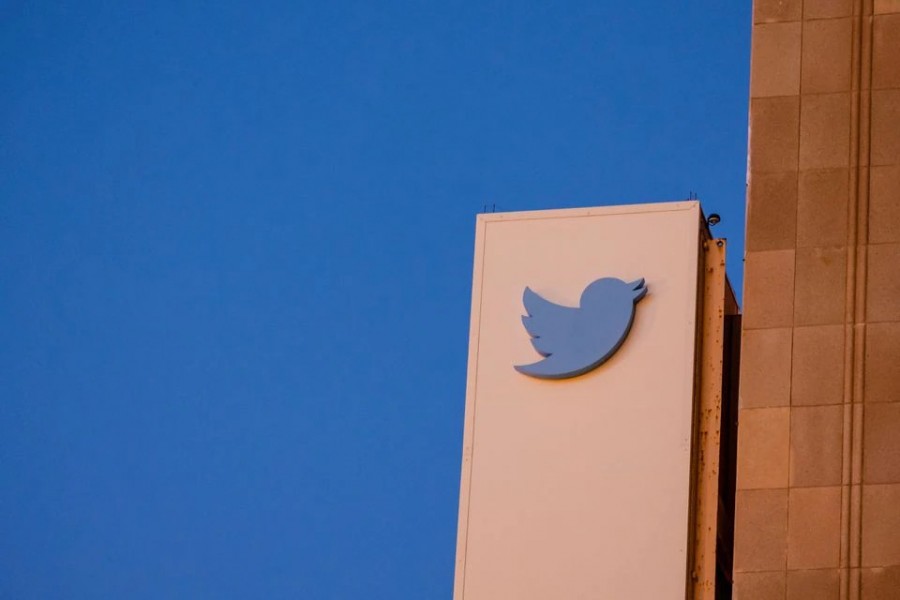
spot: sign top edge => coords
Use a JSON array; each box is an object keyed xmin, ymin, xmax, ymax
[{"xmin": 475, "ymin": 200, "xmax": 700, "ymax": 223}]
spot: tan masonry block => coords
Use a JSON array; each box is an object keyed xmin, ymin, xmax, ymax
[
  {"xmin": 752, "ymin": 22, "xmax": 802, "ymax": 97},
  {"xmin": 800, "ymin": 93, "xmax": 851, "ymax": 170},
  {"xmin": 747, "ymin": 171, "xmax": 799, "ymax": 251},
  {"xmin": 864, "ymin": 402, "xmax": 900, "ymax": 483},
  {"xmin": 861, "ymin": 566, "xmax": 900, "ymax": 598},
  {"xmin": 786, "ymin": 569, "xmax": 839, "ymax": 600},
  {"xmin": 737, "ymin": 407, "xmax": 790, "ymax": 489},
  {"xmin": 875, "ymin": 0, "xmax": 900, "ymax": 13},
  {"xmin": 862, "ymin": 484, "xmax": 900, "ymax": 567},
  {"xmin": 872, "ymin": 89, "xmax": 900, "ymax": 166},
  {"xmin": 734, "ymin": 571, "xmax": 785, "ymax": 599},
  {"xmin": 792, "ymin": 324, "xmax": 844, "ymax": 406},
  {"xmin": 790, "ymin": 404, "xmax": 843, "ymax": 487},
  {"xmin": 790, "ymin": 405, "xmax": 844, "ymax": 487},
  {"xmin": 873, "ymin": 14, "xmax": 900, "ymax": 89},
  {"xmin": 734, "ymin": 489, "xmax": 789, "ymax": 572},
  {"xmin": 797, "ymin": 168, "xmax": 849, "ymax": 248},
  {"xmin": 750, "ymin": 96, "xmax": 801, "ymax": 173},
  {"xmin": 867, "ymin": 243, "xmax": 900, "ymax": 322},
  {"xmin": 740, "ymin": 327, "xmax": 792, "ymax": 408},
  {"xmin": 802, "ymin": 18, "xmax": 852, "ymax": 94},
  {"xmin": 870, "ymin": 165, "xmax": 900, "ymax": 244},
  {"xmin": 865, "ymin": 322, "xmax": 900, "ymax": 404},
  {"xmin": 744, "ymin": 250, "xmax": 795, "ymax": 329},
  {"xmin": 804, "ymin": 0, "xmax": 852, "ymax": 19},
  {"xmin": 787, "ymin": 486, "xmax": 841, "ymax": 569},
  {"xmin": 755, "ymin": 0, "xmax": 802, "ymax": 23},
  {"xmin": 793, "ymin": 246, "xmax": 848, "ymax": 326}
]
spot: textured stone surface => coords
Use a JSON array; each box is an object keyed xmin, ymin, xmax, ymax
[
  {"xmin": 786, "ymin": 569, "xmax": 839, "ymax": 600},
  {"xmin": 755, "ymin": 0, "xmax": 802, "ymax": 22},
  {"xmin": 797, "ymin": 168, "xmax": 849, "ymax": 248},
  {"xmin": 867, "ymin": 243, "xmax": 900, "ymax": 323},
  {"xmin": 865, "ymin": 322, "xmax": 900, "ymax": 403},
  {"xmin": 787, "ymin": 486, "xmax": 841, "ymax": 569},
  {"xmin": 862, "ymin": 484, "xmax": 900, "ymax": 567},
  {"xmin": 790, "ymin": 405, "xmax": 843, "ymax": 487},
  {"xmin": 861, "ymin": 566, "xmax": 900, "ymax": 598},
  {"xmin": 799, "ymin": 93, "xmax": 851, "ymax": 170},
  {"xmin": 734, "ymin": 571, "xmax": 786, "ymax": 599},
  {"xmin": 873, "ymin": 14, "xmax": 900, "ymax": 89},
  {"xmin": 744, "ymin": 250, "xmax": 796, "ymax": 329},
  {"xmin": 870, "ymin": 165, "xmax": 900, "ymax": 244},
  {"xmin": 802, "ymin": 18, "xmax": 852, "ymax": 94},
  {"xmin": 737, "ymin": 408, "xmax": 791, "ymax": 489},
  {"xmin": 872, "ymin": 90, "xmax": 900, "ymax": 166},
  {"xmin": 741, "ymin": 327, "xmax": 793, "ymax": 408},
  {"xmin": 752, "ymin": 22, "xmax": 802, "ymax": 97},
  {"xmin": 864, "ymin": 403, "xmax": 900, "ymax": 484},
  {"xmin": 793, "ymin": 246, "xmax": 847, "ymax": 326},
  {"xmin": 804, "ymin": 0, "xmax": 852, "ymax": 19},
  {"xmin": 747, "ymin": 171, "xmax": 799, "ymax": 251},
  {"xmin": 734, "ymin": 489, "xmax": 789, "ymax": 572},
  {"xmin": 750, "ymin": 97, "xmax": 801, "ymax": 173},
  {"xmin": 791, "ymin": 325, "xmax": 844, "ymax": 406}
]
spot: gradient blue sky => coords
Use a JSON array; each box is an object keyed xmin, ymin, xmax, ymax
[{"xmin": 1, "ymin": 2, "xmax": 750, "ymax": 598}]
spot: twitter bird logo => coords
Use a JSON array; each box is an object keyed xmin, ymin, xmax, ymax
[{"xmin": 515, "ymin": 277, "xmax": 648, "ymax": 379}]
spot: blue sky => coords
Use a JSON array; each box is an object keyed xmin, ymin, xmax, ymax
[{"xmin": 1, "ymin": 2, "xmax": 750, "ymax": 598}]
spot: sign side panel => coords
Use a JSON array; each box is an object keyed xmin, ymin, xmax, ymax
[{"xmin": 453, "ymin": 216, "xmax": 487, "ymax": 600}]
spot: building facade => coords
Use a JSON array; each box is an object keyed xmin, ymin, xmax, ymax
[{"xmin": 734, "ymin": 1, "xmax": 900, "ymax": 598}]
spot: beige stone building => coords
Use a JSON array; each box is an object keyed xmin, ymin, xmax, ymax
[{"xmin": 734, "ymin": 1, "xmax": 900, "ymax": 598}]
